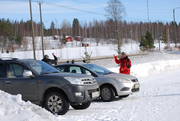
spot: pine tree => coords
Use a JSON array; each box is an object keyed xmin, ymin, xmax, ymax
[
  {"xmin": 72, "ymin": 18, "xmax": 80, "ymax": 37},
  {"xmin": 139, "ymin": 31, "xmax": 155, "ymax": 51},
  {"xmin": 145, "ymin": 31, "xmax": 154, "ymax": 49},
  {"xmin": 50, "ymin": 21, "xmax": 55, "ymax": 35}
]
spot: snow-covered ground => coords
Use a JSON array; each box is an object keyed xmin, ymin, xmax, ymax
[
  {"xmin": 109, "ymin": 52, "xmax": 180, "ymax": 78},
  {"xmin": 0, "ymin": 51, "xmax": 180, "ymax": 121},
  {"xmin": 0, "ymin": 92, "xmax": 59, "ymax": 121},
  {"xmin": 59, "ymin": 68, "xmax": 180, "ymax": 121},
  {"xmin": 1, "ymin": 39, "xmax": 176, "ymax": 60},
  {"xmin": 0, "ymin": 42, "xmax": 141, "ymax": 60}
]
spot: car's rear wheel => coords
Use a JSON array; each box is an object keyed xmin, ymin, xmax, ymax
[
  {"xmin": 71, "ymin": 101, "xmax": 91, "ymax": 110},
  {"xmin": 100, "ymin": 86, "xmax": 115, "ymax": 102},
  {"xmin": 44, "ymin": 92, "xmax": 69, "ymax": 115}
]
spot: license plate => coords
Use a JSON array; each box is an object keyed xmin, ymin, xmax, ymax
[
  {"xmin": 134, "ymin": 84, "xmax": 140, "ymax": 88},
  {"xmin": 92, "ymin": 91, "xmax": 99, "ymax": 98}
]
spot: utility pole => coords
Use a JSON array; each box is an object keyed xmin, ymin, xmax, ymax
[
  {"xmin": 39, "ymin": 2, "xmax": 45, "ymax": 57},
  {"xmin": 172, "ymin": 7, "xmax": 180, "ymax": 47},
  {"xmin": 173, "ymin": 8, "xmax": 177, "ymax": 47},
  {"xmin": 147, "ymin": 0, "xmax": 150, "ymax": 22},
  {"xmin": 29, "ymin": 0, "xmax": 36, "ymax": 59}
]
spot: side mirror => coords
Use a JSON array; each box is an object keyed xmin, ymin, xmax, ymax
[{"xmin": 23, "ymin": 70, "xmax": 33, "ymax": 78}]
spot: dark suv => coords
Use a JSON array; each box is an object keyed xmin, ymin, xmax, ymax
[{"xmin": 0, "ymin": 58, "xmax": 99, "ymax": 115}]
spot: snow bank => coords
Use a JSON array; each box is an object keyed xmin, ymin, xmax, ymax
[
  {"xmin": 109, "ymin": 59, "xmax": 180, "ymax": 78},
  {"xmin": 0, "ymin": 91, "xmax": 60, "ymax": 121}
]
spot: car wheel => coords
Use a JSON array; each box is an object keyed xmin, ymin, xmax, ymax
[
  {"xmin": 100, "ymin": 86, "xmax": 115, "ymax": 102},
  {"xmin": 71, "ymin": 101, "xmax": 91, "ymax": 110},
  {"xmin": 44, "ymin": 92, "xmax": 69, "ymax": 115}
]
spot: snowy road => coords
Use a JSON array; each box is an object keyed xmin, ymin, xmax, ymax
[
  {"xmin": 59, "ymin": 68, "xmax": 180, "ymax": 121},
  {"xmin": 1, "ymin": 52, "xmax": 180, "ymax": 121}
]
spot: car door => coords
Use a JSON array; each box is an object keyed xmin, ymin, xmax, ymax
[
  {"xmin": 0, "ymin": 62, "xmax": 7, "ymax": 91},
  {"xmin": 4, "ymin": 62, "xmax": 38, "ymax": 102}
]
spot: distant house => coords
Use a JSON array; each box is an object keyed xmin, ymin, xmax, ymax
[
  {"xmin": 65, "ymin": 36, "xmax": 73, "ymax": 42},
  {"xmin": 82, "ymin": 43, "xmax": 89, "ymax": 47},
  {"xmin": 74, "ymin": 36, "xmax": 83, "ymax": 41}
]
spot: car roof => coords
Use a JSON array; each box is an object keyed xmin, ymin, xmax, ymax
[
  {"xmin": 57, "ymin": 63, "xmax": 90, "ymax": 67},
  {"xmin": 0, "ymin": 58, "xmax": 38, "ymax": 63},
  {"xmin": 0, "ymin": 57, "xmax": 18, "ymax": 61}
]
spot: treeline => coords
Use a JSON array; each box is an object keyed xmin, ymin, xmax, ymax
[
  {"xmin": 0, "ymin": 18, "xmax": 180, "ymax": 51},
  {"xmin": 60, "ymin": 19, "xmax": 180, "ymax": 44}
]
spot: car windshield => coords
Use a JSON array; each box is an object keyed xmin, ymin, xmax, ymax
[
  {"xmin": 83, "ymin": 64, "xmax": 112, "ymax": 75},
  {"xmin": 24, "ymin": 60, "xmax": 60, "ymax": 75}
]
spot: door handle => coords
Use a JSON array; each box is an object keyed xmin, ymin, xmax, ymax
[{"xmin": 5, "ymin": 81, "xmax": 11, "ymax": 84}]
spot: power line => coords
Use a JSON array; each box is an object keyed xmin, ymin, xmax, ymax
[
  {"xmin": 0, "ymin": 0, "xmax": 105, "ymax": 16},
  {"xmin": 43, "ymin": 2, "xmax": 105, "ymax": 16}
]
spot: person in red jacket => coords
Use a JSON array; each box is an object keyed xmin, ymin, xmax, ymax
[{"xmin": 114, "ymin": 52, "xmax": 132, "ymax": 75}]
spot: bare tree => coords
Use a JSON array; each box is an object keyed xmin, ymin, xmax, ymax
[{"xmin": 105, "ymin": 0, "xmax": 125, "ymax": 54}]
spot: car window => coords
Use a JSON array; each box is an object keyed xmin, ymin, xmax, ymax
[
  {"xmin": 69, "ymin": 66, "xmax": 82, "ymax": 74},
  {"xmin": 84, "ymin": 64, "xmax": 112, "ymax": 75},
  {"xmin": 81, "ymin": 67, "xmax": 92, "ymax": 76},
  {"xmin": 25, "ymin": 60, "xmax": 59, "ymax": 75},
  {"xmin": 56, "ymin": 66, "xmax": 66, "ymax": 72},
  {"xmin": 7, "ymin": 63, "xmax": 30, "ymax": 78},
  {"xmin": 0, "ymin": 63, "xmax": 6, "ymax": 78}
]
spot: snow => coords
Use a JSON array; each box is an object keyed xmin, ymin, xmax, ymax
[
  {"xmin": 0, "ymin": 51, "xmax": 180, "ymax": 121},
  {"xmin": 1, "ymin": 36, "xmax": 178, "ymax": 61},
  {"xmin": 57, "ymin": 51, "xmax": 180, "ymax": 121},
  {"xmin": 95, "ymin": 51, "xmax": 180, "ymax": 78},
  {"xmin": 0, "ymin": 92, "xmax": 60, "ymax": 121},
  {"xmin": 57, "ymin": 69, "xmax": 180, "ymax": 121},
  {"xmin": 0, "ymin": 42, "xmax": 141, "ymax": 60},
  {"xmin": 110, "ymin": 59, "xmax": 180, "ymax": 78}
]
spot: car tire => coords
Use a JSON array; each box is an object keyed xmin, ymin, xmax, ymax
[
  {"xmin": 44, "ymin": 92, "xmax": 69, "ymax": 115},
  {"xmin": 100, "ymin": 86, "xmax": 115, "ymax": 102},
  {"xmin": 71, "ymin": 101, "xmax": 91, "ymax": 110}
]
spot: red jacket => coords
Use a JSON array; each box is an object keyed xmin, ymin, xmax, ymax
[{"xmin": 114, "ymin": 56, "xmax": 132, "ymax": 74}]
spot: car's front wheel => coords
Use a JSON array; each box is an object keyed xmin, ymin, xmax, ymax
[
  {"xmin": 100, "ymin": 86, "xmax": 115, "ymax": 102},
  {"xmin": 44, "ymin": 92, "xmax": 69, "ymax": 115},
  {"xmin": 71, "ymin": 101, "xmax": 91, "ymax": 110}
]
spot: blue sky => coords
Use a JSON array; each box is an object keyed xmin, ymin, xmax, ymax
[{"xmin": 0, "ymin": 0, "xmax": 180, "ymax": 27}]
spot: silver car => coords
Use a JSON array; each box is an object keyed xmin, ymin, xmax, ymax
[{"xmin": 55, "ymin": 63, "xmax": 140, "ymax": 102}]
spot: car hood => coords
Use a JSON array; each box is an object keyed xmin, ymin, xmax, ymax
[{"xmin": 104, "ymin": 73, "xmax": 137, "ymax": 81}]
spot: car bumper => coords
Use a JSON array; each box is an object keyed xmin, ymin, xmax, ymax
[
  {"xmin": 68, "ymin": 84, "xmax": 100, "ymax": 104},
  {"xmin": 116, "ymin": 81, "xmax": 140, "ymax": 96},
  {"xmin": 131, "ymin": 82, "xmax": 140, "ymax": 92}
]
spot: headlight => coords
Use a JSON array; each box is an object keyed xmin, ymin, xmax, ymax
[
  {"xmin": 121, "ymin": 81, "xmax": 132, "ymax": 87},
  {"xmin": 120, "ymin": 79, "xmax": 131, "ymax": 83},
  {"xmin": 64, "ymin": 77, "xmax": 83, "ymax": 85},
  {"xmin": 131, "ymin": 79, "xmax": 138, "ymax": 82}
]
